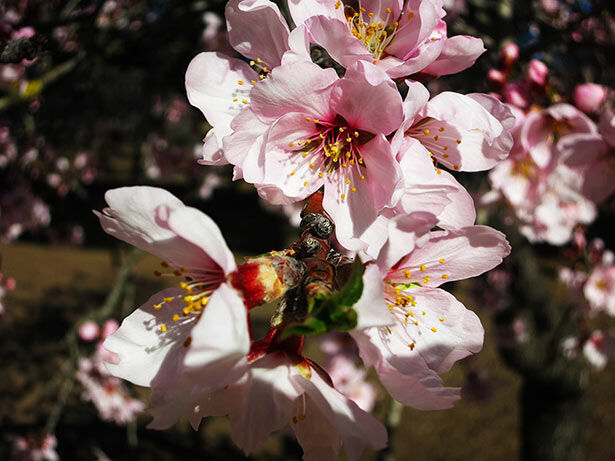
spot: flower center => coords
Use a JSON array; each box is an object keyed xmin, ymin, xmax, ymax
[
  {"xmin": 340, "ymin": 3, "xmax": 400, "ymax": 60},
  {"xmin": 289, "ymin": 117, "xmax": 369, "ymax": 200}
]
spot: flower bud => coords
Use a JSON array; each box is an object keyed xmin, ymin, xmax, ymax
[
  {"xmin": 503, "ymin": 83, "xmax": 529, "ymax": 109},
  {"xmin": 573, "ymin": 83, "xmax": 607, "ymax": 114},
  {"xmin": 526, "ymin": 59, "xmax": 548, "ymax": 87},
  {"xmin": 499, "ymin": 43, "xmax": 519, "ymax": 68},
  {"xmin": 487, "ymin": 69, "xmax": 507, "ymax": 90},
  {"xmin": 102, "ymin": 319, "xmax": 119, "ymax": 339},
  {"xmin": 78, "ymin": 321, "xmax": 100, "ymax": 342},
  {"xmin": 230, "ymin": 255, "xmax": 305, "ymax": 308}
]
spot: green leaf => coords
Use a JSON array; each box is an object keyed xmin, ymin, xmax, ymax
[{"xmin": 283, "ymin": 317, "xmax": 327, "ymax": 338}]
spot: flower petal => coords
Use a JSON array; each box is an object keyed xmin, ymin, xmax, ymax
[
  {"xmin": 421, "ymin": 35, "xmax": 485, "ymax": 77},
  {"xmin": 225, "ymin": 0, "xmax": 290, "ymax": 68}
]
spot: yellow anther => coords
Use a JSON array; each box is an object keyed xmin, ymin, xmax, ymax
[
  {"xmin": 172, "ymin": 314, "xmax": 179, "ymax": 322},
  {"xmin": 443, "ymin": 146, "xmax": 448, "ymax": 151},
  {"xmin": 346, "ymin": 152, "xmax": 351, "ymax": 158},
  {"xmin": 340, "ymin": 193, "xmax": 346, "ymax": 200},
  {"xmin": 319, "ymin": 133, "xmax": 325, "ymax": 139},
  {"xmin": 183, "ymin": 306, "xmax": 191, "ymax": 315},
  {"xmin": 346, "ymin": 137, "xmax": 352, "ymax": 142},
  {"xmin": 163, "ymin": 297, "xmax": 174, "ymax": 303},
  {"xmin": 335, "ymin": 0, "xmax": 341, "ymax": 9},
  {"xmin": 242, "ymin": 99, "xmax": 248, "ymax": 104},
  {"xmin": 420, "ymin": 264, "xmax": 426, "ymax": 272},
  {"xmin": 408, "ymin": 12, "xmax": 415, "ymax": 19},
  {"xmin": 423, "ymin": 276, "xmax": 430, "ymax": 284},
  {"xmin": 288, "ymin": 142, "xmax": 295, "ymax": 147},
  {"xmin": 443, "ymin": 153, "xmax": 449, "ymax": 158},
  {"xmin": 290, "ymin": 171, "xmax": 295, "ymax": 176},
  {"xmin": 183, "ymin": 296, "xmax": 193, "ymax": 302},
  {"xmin": 339, "ymin": 127, "xmax": 345, "ymax": 132},
  {"xmin": 251, "ymin": 80, "xmax": 256, "ymax": 85},
  {"xmin": 394, "ymin": 286, "xmax": 401, "ymax": 295},
  {"xmin": 456, "ymin": 139, "xmax": 461, "ymax": 144},
  {"xmin": 439, "ymin": 258, "xmax": 445, "ymax": 263},
  {"xmin": 238, "ymin": 80, "xmax": 244, "ymax": 85},
  {"xmin": 304, "ymin": 181, "xmax": 309, "ymax": 187},
  {"xmin": 437, "ymin": 168, "xmax": 442, "ymax": 174},
  {"xmin": 201, "ymin": 298, "xmax": 209, "ymax": 306},
  {"xmin": 354, "ymin": 131, "xmax": 359, "ymax": 137},
  {"xmin": 302, "ymin": 153, "xmax": 307, "ymax": 158},
  {"xmin": 160, "ymin": 324, "xmax": 167, "ymax": 332},
  {"xmin": 439, "ymin": 126, "xmax": 445, "ymax": 131},
  {"xmin": 422, "ymin": 311, "xmax": 426, "ymax": 315},
  {"xmin": 408, "ymin": 342, "xmax": 415, "ymax": 350},
  {"xmin": 313, "ymin": 119, "xmax": 320, "ymax": 123},
  {"xmin": 431, "ymin": 327, "xmax": 437, "ymax": 332},
  {"xmin": 306, "ymin": 117, "xmax": 311, "ymax": 122},
  {"xmin": 423, "ymin": 129, "xmax": 430, "ymax": 135},
  {"xmin": 386, "ymin": 7, "xmax": 391, "ymax": 13},
  {"xmin": 318, "ymin": 172, "xmax": 323, "ymax": 178},
  {"xmin": 439, "ymin": 317, "xmax": 445, "ymax": 322},
  {"xmin": 453, "ymin": 164, "xmax": 459, "ymax": 170},
  {"xmin": 404, "ymin": 270, "xmax": 412, "ymax": 279},
  {"xmin": 351, "ymin": 187, "xmax": 356, "ymax": 192},
  {"xmin": 360, "ymin": 175, "xmax": 365, "ymax": 180},
  {"xmin": 414, "ymin": 321, "xmax": 419, "ymax": 325},
  {"xmin": 434, "ymin": 135, "xmax": 439, "ymax": 141},
  {"xmin": 358, "ymin": 157, "xmax": 363, "ymax": 164},
  {"xmin": 442, "ymin": 274, "xmax": 449, "ymax": 279},
  {"xmin": 341, "ymin": 163, "xmax": 347, "ymax": 168},
  {"xmin": 360, "ymin": 7, "xmax": 366, "ymax": 12},
  {"xmin": 309, "ymin": 163, "xmax": 315, "ymax": 168},
  {"xmin": 259, "ymin": 74, "xmax": 265, "ymax": 79},
  {"xmin": 368, "ymin": 12, "xmax": 374, "ymax": 17},
  {"xmin": 153, "ymin": 304, "xmax": 162, "ymax": 309},
  {"xmin": 305, "ymin": 139, "xmax": 311, "ymax": 144},
  {"xmin": 257, "ymin": 58, "xmax": 262, "ymax": 63},
  {"xmin": 250, "ymin": 60, "xmax": 255, "ymax": 66}
]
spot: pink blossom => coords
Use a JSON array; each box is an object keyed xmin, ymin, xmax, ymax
[
  {"xmin": 503, "ymin": 82, "xmax": 529, "ymax": 109},
  {"xmin": 97, "ymin": 186, "xmax": 386, "ymax": 459},
  {"xmin": 573, "ymin": 83, "xmax": 608, "ymax": 114},
  {"xmin": 526, "ymin": 59, "xmax": 548, "ymax": 87},
  {"xmin": 396, "ymin": 85, "xmax": 514, "ymax": 173},
  {"xmin": 287, "ymin": 0, "xmax": 484, "ymax": 79},
  {"xmin": 101, "ymin": 319, "xmax": 119, "ymax": 339},
  {"xmin": 583, "ymin": 260, "xmax": 615, "ymax": 316},
  {"xmin": 78, "ymin": 321, "xmax": 101, "ymax": 342},
  {"xmin": 323, "ymin": 355, "xmax": 377, "ymax": 412},
  {"xmin": 76, "ymin": 342, "xmax": 146, "ymax": 424},
  {"xmin": 583, "ymin": 330, "xmax": 615, "ymax": 370},
  {"xmin": 218, "ymin": 60, "xmax": 405, "ymax": 252},
  {"xmin": 186, "ymin": 0, "xmax": 308, "ymax": 166},
  {"xmin": 351, "ymin": 215, "xmax": 510, "ymax": 409},
  {"xmin": 9, "ymin": 433, "xmax": 59, "ymax": 461},
  {"xmin": 499, "ymin": 43, "xmax": 519, "ymax": 68}
]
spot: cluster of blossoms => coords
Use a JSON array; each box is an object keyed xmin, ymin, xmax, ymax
[
  {"xmin": 7, "ymin": 433, "xmax": 59, "ymax": 461},
  {"xmin": 0, "ymin": 124, "xmax": 95, "ymax": 243},
  {"xmin": 76, "ymin": 319, "xmax": 146, "ymax": 425},
  {"xmin": 484, "ymin": 43, "xmax": 614, "ymax": 245},
  {"xmin": 558, "ymin": 236, "xmax": 615, "ymax": 370},
  {"xmin": 97, "ymin": 1, "xmax": 513, "ymax": 458}
]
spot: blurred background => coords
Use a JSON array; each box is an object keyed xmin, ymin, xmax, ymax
[{"xmin": 1, "ymin": 0, "xmax": 614, "ymax": 459}]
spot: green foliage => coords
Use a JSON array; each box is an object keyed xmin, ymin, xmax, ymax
[{"xmin": 283, "ymin": 259, "xmax": 364, "ymax": 338}]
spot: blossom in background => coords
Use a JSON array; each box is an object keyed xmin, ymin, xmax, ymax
[
  {"xmin": 0, "ymin": 271, "xmax": 16, "ymax": 315},
  {"xmin": 287, "ymin": 0, "xmax": 484, "ymax": 79},
  {"xmin": 583, "ymin": 250, "xmax": 615, "ymax": 316},
  {"xmin": 97, "ymin": 186, "xmax": 388, "ymax": 459},
  {"xmin": 573, "ymin": 83, "xmax": 608, "ymax": 114},
  {"xmin": 487, "ymin": 104, "xmax": 598, "ymax": 245},
  {"xmin": 8, "ymin": 433, "xmax": 58, "ymax": 461},
  {"xmin": 185, "ymin": 0, "xmax": 309, "ymax": 166},
  {"xmin": 351, "ymin": 214, "xmax": 510, "ymax": 409}
]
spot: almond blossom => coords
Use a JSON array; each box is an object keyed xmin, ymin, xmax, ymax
[
  {"xmin": 185, "ymin": 0, "xmax": 309, "ymax": 166},
  {"xmin": 351, "ymin": 214, "xmax": 510, "ymax": 409},
  {"xmin": 488, "ymin": 104, "xmax": 598, "ymax": 245},
  {"xmin": 583, "ymin": 250, "xmax": 615, "ymax": 316},
  {"xmin": 97, "ymin": 186, "xmax": 387, "ymax": 459},
  {"xmin": 211, "ymin": 59, "xmax": 406, "ymax": 251},
  {"xmin": 287, "ymin": 0, "xmax": 485, "ymax": 79}
]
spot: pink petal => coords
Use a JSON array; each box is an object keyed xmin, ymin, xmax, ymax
[
  {"xmin": 287, "ymin": 0, "xmax": 344, "ymax": 26},
  {"xmin": 293, "ymin": 371, "xmax": 387, "ymax": 460},
  {"xmin": 103, "ymin": 287, "xmax": 195, "ymax": 388},
  {"xmin": 392, "ymin": 225, "xmax": 511, "ymax": 288},
  {"xmin": 386, "ymin": 0, "xmax": 440, "ymax": 58},
  {"xmin": 332, "ymin": 61, "xmax": 403, "ymax": 135},
  {"xmin": 421, "ymin": 35, "xmax": 485, "ymax": 77},
  {"xmin": 303, "ymin": 16, "xmax": 373, "ymax": 68},
  {"xmin": 225, "ymin": 0, "xmax": 290, "ymax": 68},
  {"xmin": 185, "ymin": 52, "xmax": 254, "ymax": 140},
  {"xmin": 96, "ymin": 187, "xmax": 219, "ymax": 273},
  {"xmin": 382, "ymin": 39, "xmax": 444, "ymax": 79},
  {"xmin": 249, "ymin": 61, "xmax": 338, "ymax": 123},
  {"xmin": 165, "ymin": 205, "xmax": 237, "ymax": 274},
  {"xmin": 354, "ymin": 263, "xmax": 395, "ymax": 329}
]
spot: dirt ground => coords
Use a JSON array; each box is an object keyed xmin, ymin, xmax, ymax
[{"xmin": 1, "ymin": 243, "xmax": 613, "ymax": 460}]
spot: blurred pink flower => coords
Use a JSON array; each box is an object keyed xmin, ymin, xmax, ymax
[
  {"xmin": 9, "ymin": 433, "xmax": 58, "ymax": 461},
  {"xmin": 573, "ymin": 83, "xmax": 608, "ymax": 114},
  {"xmin": 78, "ymin": 321, "xmax": 101, "ymax": 342}
]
